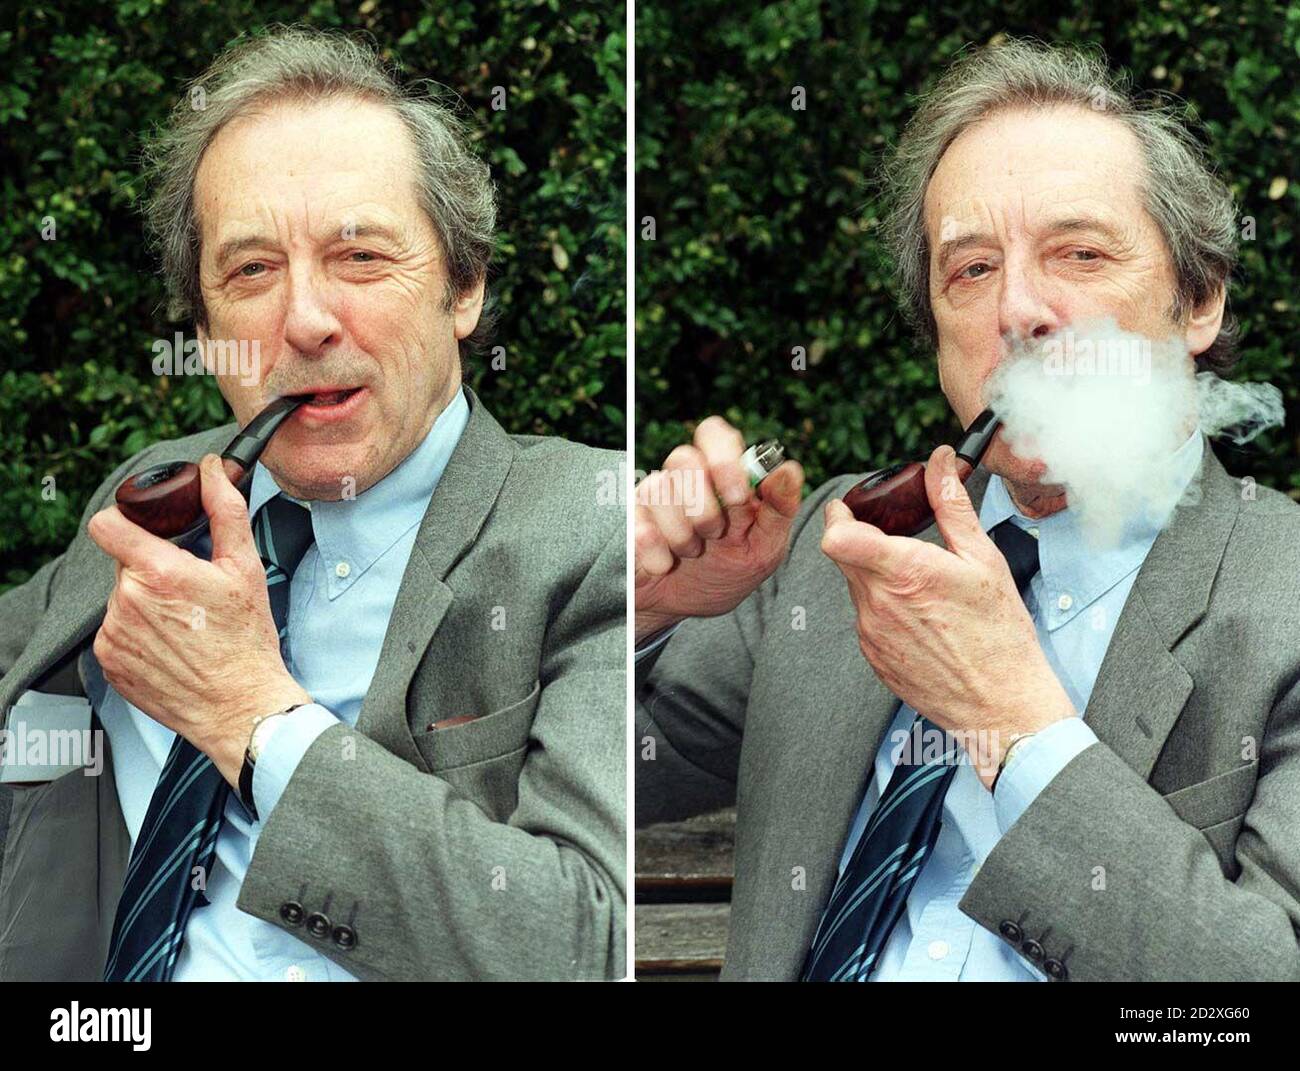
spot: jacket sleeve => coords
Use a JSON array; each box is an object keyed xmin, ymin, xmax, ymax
[
  {"xmin": 634, "ymin": 475, "xmax": 850, "ymax": 827},
  {"xmin": 237, "ymin": 523, "xmax": 627, "ymax": 981},
  {"xmin": 958, "ymin": 675, "xmax": 1300, "ymax": 981}
]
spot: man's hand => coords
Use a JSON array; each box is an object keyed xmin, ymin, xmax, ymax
[
  {"xmin": 635, "ymin": 416, "xmax": 804, "ymax": 645},
  {"xmin": 820, "ymin": 444, "xmax": 1077, "ymax": 789},
  {"xmin": 87, "ymin": 453, "xmax": 312, "ymax": 786}
]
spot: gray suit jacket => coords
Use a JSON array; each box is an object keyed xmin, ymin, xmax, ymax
[
  {"xmin": 637, "ymin": 437, "xmax": 1300, "ymax": 981},
  {"xmin": 0, "ymin": 386, "xmax": 626, "ymax": 981}
]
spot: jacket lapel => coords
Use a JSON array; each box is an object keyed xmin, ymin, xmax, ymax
[
  {"xmin": 352, "ymin": 387, "xmax": 516, "ymax": 769},
  {"xmin": 1078, "ymin": 439, "xmax": 1238, "ymax": 778}
]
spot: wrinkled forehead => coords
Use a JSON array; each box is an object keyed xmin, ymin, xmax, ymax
[
  {"xmin": 193, "ymin": 95, "xmax": 423, "ymax": 240},
  {"xmin": 922, "ymin": 105, "xmax": 1150, "ymax": 245}
]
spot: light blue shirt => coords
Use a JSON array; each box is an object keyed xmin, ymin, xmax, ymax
[
  {"xmin": 81, "ymin": 386, "xmax": 470, "ymax": 981},
  {"xmin": 846, "ymin": 428, "xmax": 1204, "ymax": 980}
]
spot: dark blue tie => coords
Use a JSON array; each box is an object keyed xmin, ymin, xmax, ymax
[
  {"xmin": 103, "ymin": 494, "xmax": 314, "ymax": 982},
  {"xmin": 801, "ymin": 519, "xmax": 1041, "ymax": 981}
]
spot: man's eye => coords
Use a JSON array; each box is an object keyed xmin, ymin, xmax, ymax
[
  {"xmin": 238, "ymin": 262, "xmax": 266, "ymax": 277},
  {"xmin": 347, "ymin": 251, "xmax": 376, "ymax": 262},
  {"xmin": 958, "ymin": 262, "xmax": 991, "ymax": 281},
  {"xmin": 1067, "ymin": 249, "xmax": 1101, "ymax": 261}
]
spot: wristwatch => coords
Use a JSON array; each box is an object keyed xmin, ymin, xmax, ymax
[
  {"xmin": 990, "ymin": 731, "xmax": 1037, "ymax": 794},
  {"xmin": 237, "ymin": 703, "xmax": 308, "ymax": 821}
]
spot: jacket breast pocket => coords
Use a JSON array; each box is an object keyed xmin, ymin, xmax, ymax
[
  {"xmin": 411, "ymin": 681, "xmax": 541, "ymax": 823},
  {"xmin": 1160, "ymin": 761, "xmax": 1257, "ymax": 830}
]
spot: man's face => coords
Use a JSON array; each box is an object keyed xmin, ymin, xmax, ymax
[
  {"xmin": 193, "ymin": 95, "xmax": 483, "ymax": 500},
  {"xmin": 924, "ymin": 105, "xmax": 1219, "ymax": 486}
]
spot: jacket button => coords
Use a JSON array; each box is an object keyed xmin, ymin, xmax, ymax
[
  {"xmin": 1044, "ymin": 958, "xmax": 1069, "ymax": 981},
  {"xmin": 1022, "ymin": 939, "xmax": 1046, "ymax": 962},
  {"xmin": 279, "ymin": 901, "xmax": 305, "ymax": 926},
  {"xmin": 998, "ymin": 920, "xmax": 1023, "ymax": 943},
  {"xmin": 306, "ymin": 912, "xmax": 332, "ymax": 939},
  {"xmin": 332, "ymin": 924, "xmax": 357, "ymax": 951}
]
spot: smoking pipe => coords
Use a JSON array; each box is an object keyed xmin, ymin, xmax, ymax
[
  {"xmin": 841, "ymin": 408, "xmax": 1002, "ymax": 536},
  {"xmin": 113, "ymin": 396, "xmax": 305, "ymax": 547}
]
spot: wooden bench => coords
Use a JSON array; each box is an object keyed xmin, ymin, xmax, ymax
[{"xmin": 634, "ymin": 807, "xmax": 735, "ymax": 980}]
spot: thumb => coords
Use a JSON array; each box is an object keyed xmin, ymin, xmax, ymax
[
  {"xmin": 199, "ymin": 454, "xmax": 258, "ymax": 563},
  {"xmin": 752, "ymin": 460, "xmax": 804, "ymax": 544},
  {"xmin": 926, "ymin": 445, "xmax": 984, "ymax": 557}
]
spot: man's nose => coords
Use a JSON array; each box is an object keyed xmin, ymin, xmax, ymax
[
  {"xmin": 997, "ymin": 254, "xmax": 1061, "ymax": 342},
  {"xmin": 282, "ymin": 265, "xmax": 343, "ymax": 357}
]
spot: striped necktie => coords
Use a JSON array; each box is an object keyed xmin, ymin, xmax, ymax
[
  {"xmin": 103, "ymin": 494, "xmax": 314, "ymax": 982},
  {"xmin": 801, "ymin": 519, "xmax": 1041, "ymax": 981}
]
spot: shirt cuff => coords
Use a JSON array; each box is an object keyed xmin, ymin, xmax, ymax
[
  {"xmin": 993, "ymin": 716, "xmax": 1099, "ymax": 835},
  {"xmin": 634, "ymin": 620, "xmax": 683, "ymax": 662},
  {"xmin": 252, "ymin": 703, "xmax": 341, "ymax": 823}
]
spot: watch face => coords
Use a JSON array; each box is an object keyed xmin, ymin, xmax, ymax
[{"xmin": 249, "ymin": 713, "xmax": 286, "ymax": 761}]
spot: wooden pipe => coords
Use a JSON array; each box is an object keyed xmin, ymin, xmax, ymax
[
  {"xmin": 841, "ymin": 408, "xmax": 1002, "ymax": 536},
  {"xmin": 114, "ymin": 396, "xmax": 305, "ymax": 546}
]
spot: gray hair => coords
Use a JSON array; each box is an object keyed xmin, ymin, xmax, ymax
[
  {"xmin": 141, "ymin": 25, "xmax": 497, "ymax": 359},
  {"xmin": 880, "ymin": 37, "xmax": 1240, "ymax": 374}
]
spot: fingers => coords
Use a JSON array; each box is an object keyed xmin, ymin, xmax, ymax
[
  {"xmin": 636, "ymin": 473, "xmax": 702, "ymax": 559},
  {"xmin": 635, "ymin": 417, "xmax": 800, "ymax": 584},
  {"xmin": 199, "ymin": 454, "xmax": 258, "ymax": 563},
  {"xmin": 86, "ymin": 503, "xmax": 191, "ymax": 576},
  {"xmin": 637, "ymin": 423, "xmax": 743, "ymax": 569},
  {"xmin": 924, "ymin": 445, "xmax": 986, "ymax": 558},
  {"xmin": 635, "ymin": 443, "xmax": 723, "ymax": 565},
  {"xmin": 634, "ymin": 504, "xmax": 676, "ymax": 582},
  {"xmin": 663, "ymin": 443, "xmax": 725, "ymax": 539},
  {"xmin": 694, "ymin": 416, "xmax": 752, "ymax": 521}
]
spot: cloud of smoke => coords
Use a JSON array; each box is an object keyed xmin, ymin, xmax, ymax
[{"xmin": 984, "ymin": 317, "xmax": 1283, "ymax": 548}]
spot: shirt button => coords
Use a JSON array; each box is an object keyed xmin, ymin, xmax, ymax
[
  {"xmin": 1057, "ymin": 593, "xmax": 1073, "ymax": 611},
  {"xmin": 285, "ymin": 965, "xmax": 306, "ymax": 982},
  {"xmin": 927, "ymin": 939, "xmax": 949, "ymax": 961},
  {"xmin": 335, "ymin": 561, "xmax": 351, "ymax": 579}
]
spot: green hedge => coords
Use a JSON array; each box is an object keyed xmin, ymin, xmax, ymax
[
  {"xmin": 0, "ymin": 0, "xmax": 625, "ymax": 590},
  {"xmin": 636, "ymin": 1, "xmax": 1299, "ymax": 497}
]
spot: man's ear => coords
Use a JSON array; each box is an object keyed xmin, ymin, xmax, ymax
[
  {"xmin": 452, "ymin": 278, "xmax": 486, "ymax": 341},
  {"xmin": 1185, "ymin": 284, "xmax": 1226, "ymax": 360}
]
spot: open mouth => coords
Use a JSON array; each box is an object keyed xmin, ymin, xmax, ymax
[
  {"xmin": 291, "ymin": 387, "xmax": 362, "ymax": 407},
  {"xmin": 281, "ymin": 386, "xmax": 369, "ymax": 426}
]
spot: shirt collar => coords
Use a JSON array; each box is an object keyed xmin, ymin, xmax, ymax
[
  {"xmin": 977, "ymin": 427, "xmax": 1205, "ymax": 627},
  {"xmin": 247, "ymin": 385, "xmax": 471, "ymax": 596}
]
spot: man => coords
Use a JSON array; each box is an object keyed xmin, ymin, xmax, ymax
[
  {"xmin": 635, "ymin": 39, "xmax": 1300, "ymax": 981},
  {"xmin": 0, "ymin": 28, "xmax": 625, "ymax": 981}
]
